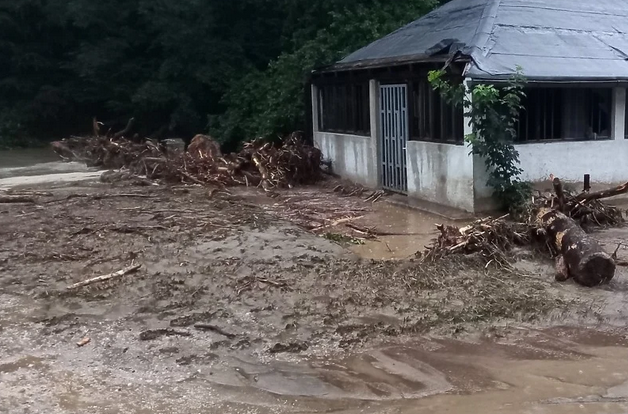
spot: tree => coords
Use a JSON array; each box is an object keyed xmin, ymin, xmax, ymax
[
  {"xmin": 214, "ymin": 0, "xmax": 437, "ymax": 148},
  {"xmin": 0, "ymin": 0, "xmax": 439, "ymax": 147}
]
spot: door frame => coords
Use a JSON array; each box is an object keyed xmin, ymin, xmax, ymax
[{"xmin": 378, "ymin": 83, "xmax": 409, "ymax": 193}]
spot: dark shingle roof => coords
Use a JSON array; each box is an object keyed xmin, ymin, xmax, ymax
[{"xmin": 333, "ymin": 0, "xmax": 628, "ymax": 81}]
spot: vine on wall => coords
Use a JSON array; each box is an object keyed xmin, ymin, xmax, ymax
[{"xmin": 428, "ymin": 68, "xmax": 531, "ymax": 212}]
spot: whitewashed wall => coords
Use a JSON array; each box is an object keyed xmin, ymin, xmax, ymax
[
  {"xmin": 406, "ymin": 141, "xmax": 475, "ymax": 212},
  {"xmin": 314, "ymin": 132, "xmax": 378, "ymax": 187},
  {"xmin": 312, "ymin": 79, "xmax": 628, "ymax": 213}
]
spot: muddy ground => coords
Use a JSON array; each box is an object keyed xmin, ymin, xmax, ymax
[{"xmin": 3, "ymin": 179, "xmax": 628, "ymax": 413}]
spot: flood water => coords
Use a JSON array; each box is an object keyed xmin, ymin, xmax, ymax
[
  {"xmin": 349, "ymin": 202, "xmax": 463, "ymax": 260},
  {"xmin": 3, "ymin": 149, "xmax": 628, "ymax": 413},
  {"xmin": 0, "ymin": 147, "xmax": 100, "ymax": 189}
]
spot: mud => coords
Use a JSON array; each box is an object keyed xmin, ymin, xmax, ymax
[{"xmin": 2, "ymin": 179, "xmax": 628, "ymax": 413}]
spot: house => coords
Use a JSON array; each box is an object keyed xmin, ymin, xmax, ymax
[{"xmin": 310, "ymin": 0, "xmax": 628, "ymax": 212}]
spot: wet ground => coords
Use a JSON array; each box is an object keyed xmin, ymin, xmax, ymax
[{"xmin": 2, "ymin": 157, "xmax": 628, "ymax": 413}]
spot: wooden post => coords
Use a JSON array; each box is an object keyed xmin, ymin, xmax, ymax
[
  {"xmin": 552, "ymin": 177, "xmax": 565, "ymax": 212},
  {"xmin": 584, "ymin": 174, "xmax": 591, "ymax": 192}
]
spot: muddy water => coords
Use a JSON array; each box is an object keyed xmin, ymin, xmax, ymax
[
  {"xmin": 350, "ymin": 203, "xmax": 463, "ymax": 260},
  {"xmin": 4, "ymin": 302, "xmax": 628, "ymax": 414},
  {"xmin": 0, "ymin": 148, "xmax": 100, "ymax": 189}
]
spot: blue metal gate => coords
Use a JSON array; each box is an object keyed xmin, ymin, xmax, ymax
[{"xmin": 379, "ymin": 84, "xmax": 408, "ymax": 192}]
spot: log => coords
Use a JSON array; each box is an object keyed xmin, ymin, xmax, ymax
[
  {"xmin": 576, "ymin": 181, "xmax": 628, "ymax": 202},
  {"xmin": 251, "ymin": 153, "xmax": 272, "ymax": 191},
  {"xmin": 0, "ymin": 195, "xmax": 35, "ymax": 203},
  {"xmin": 537, "ymin": 208, "xmax": 615, "ymax": 286}
]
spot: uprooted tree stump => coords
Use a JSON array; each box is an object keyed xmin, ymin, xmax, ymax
[{"xmin": 537, "ymin": 207, "xmax": 615, "ymax": 287}]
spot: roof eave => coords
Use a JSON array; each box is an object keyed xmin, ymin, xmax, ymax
[
  {"xmin": 313, "ymin": 54, "xmax": 472, "ymax": 74},
  {"xmin": 469, "ymin": 74, "xmax": 628, "ymax": 84}
]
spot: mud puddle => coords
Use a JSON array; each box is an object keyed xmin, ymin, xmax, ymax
[
  {"xmin": 349, "ymin": 203, "xmax": 463, "ymax": 260},
  {"xmin": 4, "ymin": 313, "xmax": 628, "ymax": 414}
]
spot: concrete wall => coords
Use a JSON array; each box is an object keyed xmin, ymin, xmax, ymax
[
  {"xmin": 312, "ymin": 82, "xmax": 380, "ymax": 188},
  {"xmin": 406, "ymin": 141, "xmax": 475, "ymax": 212},
  {"xmin": 314, "ymin": 132, "xmax": 378, "ymax": 187},
  {"xmin": 312, "ymin": 79, "xmax": 628, "ymax": 213},
  {"xmin": 474, "ymin": 87, "xmax": 628, "ymax": 211},
  {"xmin": 516, "ymin": 139, "xmax": 628, "ymax": 183},
  {"xmin": 473, "ymin": 139, "xmax": 628, "ymax": 211}
]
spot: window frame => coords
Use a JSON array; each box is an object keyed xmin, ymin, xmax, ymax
[{"xmin": 317, "ymin": 82, "xmax": 371, "ymax": 136}]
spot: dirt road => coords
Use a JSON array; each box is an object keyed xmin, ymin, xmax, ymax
[{"xmin": 2, "ymin": 180, "xmax": 628, "ymax": 413}]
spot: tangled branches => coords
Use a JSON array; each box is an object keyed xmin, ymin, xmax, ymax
[
  {"xmin": 423, "ymin": 176, "xmax": 625, "ymax": 265},
  {"xmin": 51, "ymin": 133, "xmax": 322, "ymax": 191}
]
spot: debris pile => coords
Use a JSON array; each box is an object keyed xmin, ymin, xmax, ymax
[
  {"xmin": 52, "ymin": 132, "xmax": 322, "ymax": 191},
  {"xmin": 527, "ymin": 176, "xmax": 623, "ymax": 227},
  {"xmin": 423, "ymin": 176, "xmax": 626, "ymax": 287},
  {"xmin": 423, "ymin": 215, "xmax": 530, "ymax": 261}
]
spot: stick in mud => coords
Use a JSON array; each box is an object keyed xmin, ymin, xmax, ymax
[
  {"xmin": 194, "ymin": 324, "xmax": 236, "ymax": 339},
  {"xmin": 0, "ymin": 195, "xmax": 36, "ymax": 204},
  {"xmin": 66, "ymin": 263, "xmax": 142, "ymax": 290}
]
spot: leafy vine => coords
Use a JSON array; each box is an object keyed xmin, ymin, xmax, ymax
[{"xmin": 428, "ymin": 68, "xmax": 530, "ymax": 212}]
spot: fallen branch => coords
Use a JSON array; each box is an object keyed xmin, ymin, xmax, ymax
[
  {"xmin": 45, "ymin": 193, "xmax": 157, "ymax": 204},
  {"xmin": 76, "ymin": 337, "xmax": 91, "ymax": 347},
  {"xmin": 346, "ymin": 223, "xmax": 426, "ymax": 236},
  {"xmin": 552, "ymin": 176, "xmax": 565, "ymax": 212},
  {"xmin": 113, "ymin": 117, "xmax": 135, "ymax": 139},
  {"xmin": 576, "ymin": 181, "xmax": 628, "ymax": 202},
  {"xmin": 66, "ymin": 263, "xmax": 141, "ymax": 290},
  {"xmin": 0, "ymin": 195, "xmax": 35, "ymax": 204},
  {"xmin": 139, "ymin": 328, "xmax": 191, "ymax": 341},
  {"xmin": 311, "ymin": 215, "xmax": 365, "ymax": 232},
  {"xmin": 194, "ymin": 324, "xmax": 236, "ymax": 339}
]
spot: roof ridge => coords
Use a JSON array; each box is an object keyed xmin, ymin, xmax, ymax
[{"xmin": 469, "ymin": 0, "xmax": 501, "ymax": 57}]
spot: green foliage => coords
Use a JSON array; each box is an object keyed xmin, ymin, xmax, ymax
[
  {"xmin": 214, "ymin": 0, "xmax": 438, "ymax": 148},
  {"xmin": 0, "ymin": 0, "xmax": 444, "ymax": 147},
  {"xmin": 429, "ymin": 69, "xmax": 531, "ymax": 212}
]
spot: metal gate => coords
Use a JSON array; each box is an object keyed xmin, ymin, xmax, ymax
[{"xmin": 379, "ymin": 84, "xmax": 408, "ymax": 192}]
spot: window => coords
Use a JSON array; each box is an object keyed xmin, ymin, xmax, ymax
[
  {"xmin": 516, "ymin": 87, "xmax": 612, "ymax": 142},
  {"xmin": 410, "ymin": 79, "xmax": 464, "ymax": 143},
  {"xmin": 318, "ymin": 83, "xmax": 370, "ymax": 135}
]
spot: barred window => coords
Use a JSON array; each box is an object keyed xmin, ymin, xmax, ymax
[
  {"xmin": 410, "ymin": 79, "xmax": 464, "ymax": 143},
  {"xmin": 318, "ymin": 83, "xmax": 370, "ymax": 135},
  {"xmin": 517, "ymin": 87, "xmax": 612, "ymax": 142}
]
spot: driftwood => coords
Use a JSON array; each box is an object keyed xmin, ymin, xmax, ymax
[
  {"xmin": 194, "ymin": 324, "xmax": 236, "ymax": 339},
  {"xmin": 552, "ymin": 177, "xmax": 565, "ymax": 212},
  {"xmin": 537, "ymin": 208, "xmax": 615, "ymax": 286},
  {"xmin": 576, "ymin": 181, "xmax": 628, "ymax": 203},
  {"xmin": 0, "ymin": 195, "xmax": 35, "ymax": 204},
  {"xmin": 113, "ymin": 117, "xmax": 135, "ymax": 139},
  {"xmin": 139, "ymin": 328, "xmax": 191, "ymax": 341},
  {"xmin": 187, "ymin": 134, "xmax": 221, "ymax": 159},
  {"xmin": 424, "ymin": 177, "xmax": 623, "ymax": 288},
  {"xmin": 76, "ymin": 337, "xmax": 91, "ymax": 347},
  {"xmin": 51, "ymin": 131, "xmax": 322, "ymax": 191},
  {"xmin": 66, "ymin": 263, "xmax": 141, "ymax": 290}
]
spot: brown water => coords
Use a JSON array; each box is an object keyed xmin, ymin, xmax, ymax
[
  {"xmin": 3, "ymin": 150, "xmax": 628, "ymax": 413},
  {"xmin": 0, "ymin": 148, "xmax": 99, "ymax": 189},
  {"xmin": 350, "ymin": 203, "xmax": 463, "ymax": 260}
]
